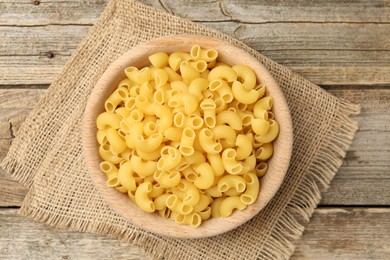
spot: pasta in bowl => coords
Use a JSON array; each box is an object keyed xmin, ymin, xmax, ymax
[{"xmin": 83, "ymin": 35, "xmax": 293, "ymax": 238}]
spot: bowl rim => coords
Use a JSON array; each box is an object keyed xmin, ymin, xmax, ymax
[{"xmin": 82, "ymin": 34, "xmax": 293, "ymax": 239}]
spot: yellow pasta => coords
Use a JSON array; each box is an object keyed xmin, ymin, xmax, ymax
[
  {"xmin": 117, "ymin": 161, "xmax": 137, "ymax": 191},
  {"xmin": 208, "ymin": 66, "xmax": 237, "ymax": 83},
  {"xmin": 188, "ymin": 78, "xmax": 209, "ymax": 101},
  {"xmin": 254, "ymin": 96, "xmax": 273, "ymax": 117},
  {"xmin": 139, "ymin": 81, "xmax": 154, "ymax": 98},
  {"xmin": 221, "ymin": 148, "xmax": 244, "ymax": 175},
  {"xmin": 130, "ymin": 155, "xmax": 157, "ymax": 177},
  {"xmin": 158, "ymin": 146, "xmax": 182, "ymax": 171},
  {"xmin": 100, "ymin": 160, "xmax": 118, "ymax": 176},
  {"xmin": 175, "ymin": 213, "xmax": 202, "ymax": 227},
  {"xmin": 104, "ymin": 87, "xmax": 128, "ymax": 112},
  {"xmin": 168, "ymin": 52, "xmax": 191, "ymax": 71},
  {"xmin": 135, "ymin": 182, "xmax": 155, "ymax": 213},
  {"xmin": 216, "ymin": 110, "xmax": 242, "ymax": 131},
  {"xmin": 209, "ymin": 79, "xmax": 234, "ymax": 103},
  {"xmin": 184, "ymin": 150, "xmax": 206, "ymax": 166},
  {"xmin": 166, "ymin": 194, "xmax": 193, "ymax": 215},
  {"xmin": 255, "ymin": 142, "xmax": 274, "ymax": 160},
  {"xmin": 148, "ymin": 52, "xmax": 169, "ymax": 68},
  {"xmin": 182, "ymin": 167, "xmax": 198, "ymax": 183},
  {"xmin": 206, "ymin": 185, "xmax": 223, "ymax": 198},
  {"xmin": 254, "ymin": 120, "xmax": 279, "ymax": 143},
  {"xmin": 96, "ymin": 112, "xmax": 121, "ymax": 130},
  {"xmin": 136, "ymin": 145, "xmax": 163, "ymax": 161},
  {"xmin": 194, "ymin": 162, "xmax": 215, "ymax": 190},
  {"xmin": 185, "ymin": 115, "xmax": 204, "ymax": 130},
  {"xmin": 96, "ymin": 45, "xmax": 280, "ymax": 227},
  {"xmin": 200, "ymin": 98, "xmax": 217, "ymax": 128},
  {"xmin": 106, "ymin": 128, "xmax": 127, "ymax": 154},
  {"xmin": 135, "ymin": 95, "xmax": 154, "ymax": 116},
  {"xmin": 154, "ymin": 104, "xmax": 172, "ymax": 131},
  {"xmin": 96, "ymin": 129, "xmax": 107, "ymax": 145},
  {"xmin": 240, "ymin": 172, "xmax": 260, "ymax": 205},
  {"xmin": 179, "ymin": 127, "xmax": 196, "ymax": 156},
  {"xmin": 251, "ymin": 118, "xmax": 270, "ymax": 135},
  {"xmin": 192, "ymin": 194, "xmax": 211, "ymax": 213},
  {"xmin": 154, "ymin": 170, "xmax": 181, "ymax": 188},
  {"xmin": 118, "ymin": 78, "xmax": 134, "ymax": 91},
  {"xmin": 199, "ymin": 128, "xmax": 222, "ymax": 155},
  {"xmin": 177, "ymin": 180, "xmax": 200, "ymax": 206},
  {"xmin": 170, "ymin": 81, "xmax": 187, "ymax": 92},
  {"xmin": 232, "ymin": 64, "xmax": 257, "ymax": 90},
  {"xmin": 217, "ymin": 175, "xmax": 246, "ymax": 193},
  {"xmin": 244, "ymin": 154, "xmax": 257, "ymax": 172},
  {"xmin": 98, "ymin": 144, "xmax": 122, "ymax": 164},
  {"xmin": 255, "ymin": 162, "xmax": 268, "ymax": 177},
  {"xmin": 235, "ymin": 134, "xmax": 253, "ymax": 161},
  {"xmin": 198, "ymin": 207, "xmax": 212, "ymax": 221},
  {"xmin": 212, "ymin": 125, "xmax": 236, "ymax": 148},
  {"xmin": 180, "ymin": 63, "xmax": 200, "ymax": 83},
  {"xmin": 154, "ymin": 193, "xmax": 171, "ymax": 210},
  {"xmin": 168, "ymin": 93, "xmax": 198, "ymax": 115},
  {"xmin": 232, "ymin": 81, "xmax": 261, "ymax": 105},
  {"xmin": 210, "ymin": 197, "xmax": 226, "ymax": 218},
  {"xmin": 134, "ymin": 133, "xmax": 163, "ymax": 153},
  {"xmin": 128, "ymin": 67, "xmax": 151, "ymax": 85},
  {"xmin": 207, "ymin": 153, "xmax": 225, "ymax": 177},
  {"xmin": 219, "ymin": 196, "xmax": 247, "ymax": 217},
  {"xmin": 163, "ymin": 67, "xmax": 183, "ymax": 82},
  {"xmin": 190, "ymin": 45, "xmax": 218, "ymax": 62}
]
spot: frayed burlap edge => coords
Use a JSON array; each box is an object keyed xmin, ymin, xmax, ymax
[{"xmin": 3, "ymin": 99, "xmax": 359, "ymax": 260}]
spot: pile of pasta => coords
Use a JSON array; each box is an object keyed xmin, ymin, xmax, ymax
[{"xmin": 96, "ymin": 45, "xmax": 279, "ymax": 227}]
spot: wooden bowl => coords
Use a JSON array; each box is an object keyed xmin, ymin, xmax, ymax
[{"xmin": 82, "ymin": 35, "xmax": 293, "ymax": 239}]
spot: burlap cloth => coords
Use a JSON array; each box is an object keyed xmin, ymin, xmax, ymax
[{"xmin": 1, "ymin": 1, "xmax": 360, "ymax": 259}]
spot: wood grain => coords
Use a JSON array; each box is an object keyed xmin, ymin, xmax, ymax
[
  {"xmin": 1, "ymin": 207, "xmax": 389, "ymax": 259},
  {"xmin": 0, "ymin": 89, "xmax": 45, "ymax": 207},
  {"xmin": 3, "ymin": 48, "xmax": 389, "ymax": 86},
  {"xmin": 1, "ymin": 0, "xmax": 389, "ymax": 25},
  {"xmin": 1, "ymin": 88, "xmax": 389, "ymax": 207},
  {"xmin": 292, "ymin": 207, "xmax": 390, "ymax": 259},
  {"xmin": 0, "ymin": 208, "xmax": 151, "ymax": 260},
  {"xmin": 0, "ymin": 0, "xmax": 389, "ymax": 258},
  {"xmin": 0, "ymin": 1, "xmax": 389, "ymax": 86}
]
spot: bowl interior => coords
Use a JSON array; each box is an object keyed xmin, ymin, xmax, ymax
[{"xmin": 82, "ymin": 34, "xmax": 293, "ymax": 239}]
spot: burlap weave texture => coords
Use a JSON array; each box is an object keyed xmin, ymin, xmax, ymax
[{"xmin": 1, "ymin": 1, "xmax": 360, "ymax": 259}]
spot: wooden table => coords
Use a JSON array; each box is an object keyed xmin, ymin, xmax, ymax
[{"xmin": 0, "ymin": 1, "xmax": 389, "ymax": 259}]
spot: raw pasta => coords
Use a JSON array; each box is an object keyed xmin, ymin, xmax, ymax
[{"xmin": 96, "ymin": 45, "xmax": 279, "ymax": 227}]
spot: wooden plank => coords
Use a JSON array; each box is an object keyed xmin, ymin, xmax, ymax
[
  {"xmin": 2, "ymin": 22, "xmax": 388, "ymax": 55},
  {"xmin": 0, "ymin": 208, "xmax": 389, "ymax": 259},
  {"xmin": 0, "ymin": 170, "xmax": 27, "ymax": 207},
  {"xmin": 322, "ymin": 88, "xmax": 390, "ymax": 205},
  {"xmin": 0, "ymin": 88, "xmax": 389, "ymax": 206},
  {"xmin": 0, "ymin": 89, "xmax": 44, "ymax": 206},
  {"xmin": 221, "ymin": 0, "xmax": 390, "ymax": 23},
  {"xmin": 0, "ymin": 56, "xmax": 67, "ymax": 85},
  {"xmin": 1, "ymin": 25, "xmax": 389, "ymax": 86},
  {"xmin": 0, "ymin": 0, "xmax": 108, "ymax": 26},
  {"xmin": 292, "ymin": 208, "xmax": 390, "ymax": 259},
  {"xmin": 3, "ymin": 51, "xmax": 389, "ymax": 86},
  {"xmin": 1, "ymin": 0, "xmax": 389, "ymax": 26},
  {"xmin": 0, "ymin": 208, "xmax": 152, "ymax": 260},
  {"xmin": 0, "ymin": 25, "xmax": 90, "ymax": 55},
  {"xmin": 231, "ymin": 23, "xmax": 390, "ymax": 51}
]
